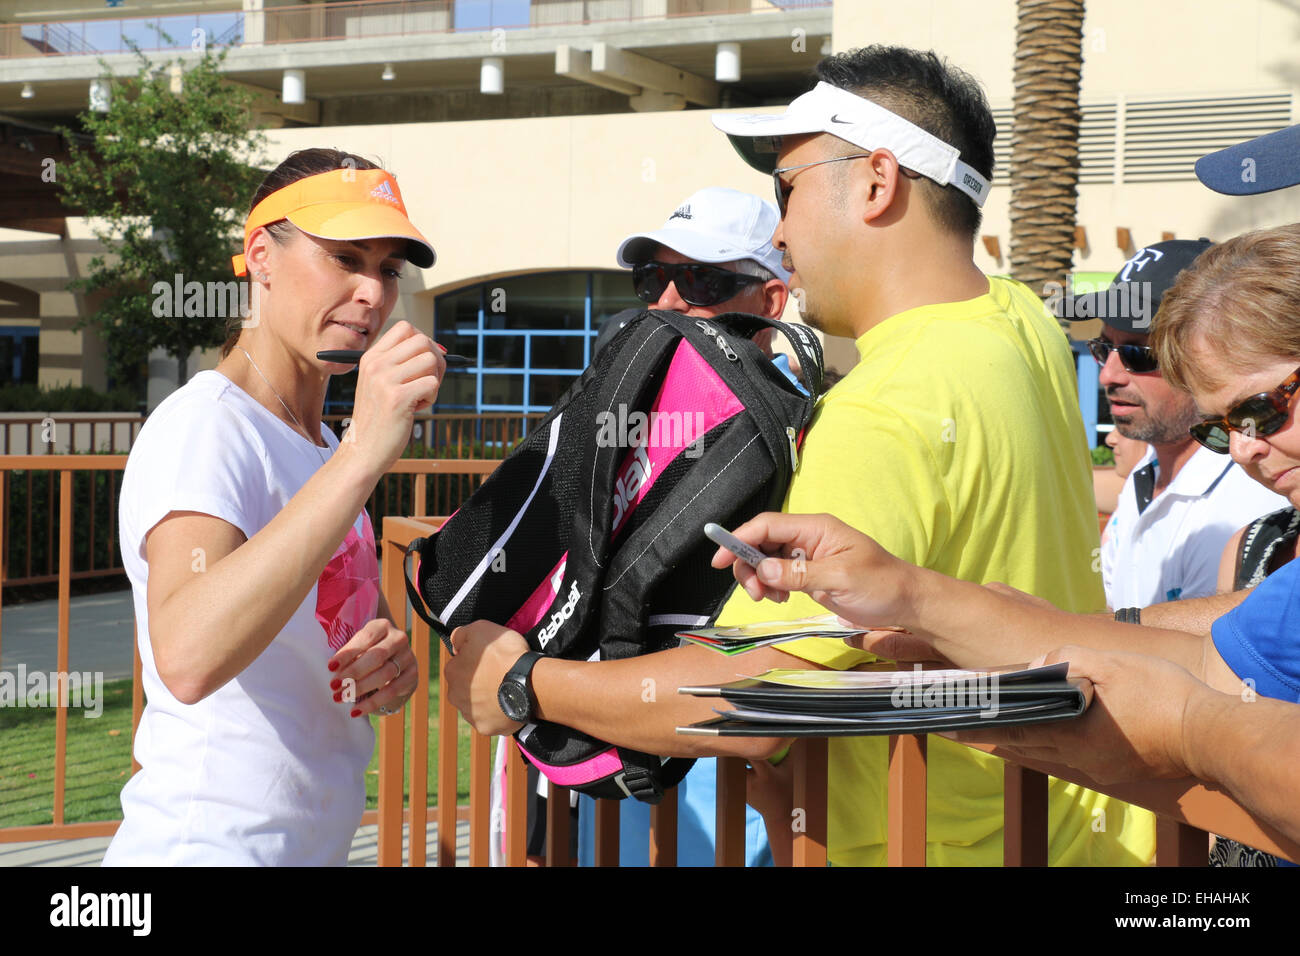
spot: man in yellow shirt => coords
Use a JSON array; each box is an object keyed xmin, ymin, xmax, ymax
[{"xmin": 445, "ymin": 45, "xmax": 1156, "ymax": 866}]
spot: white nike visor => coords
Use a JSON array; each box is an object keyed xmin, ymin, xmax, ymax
[{"xmin": 711, "ymin": 81, "xmax": 991, "ymax": 208}]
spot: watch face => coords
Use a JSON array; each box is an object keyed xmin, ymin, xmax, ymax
[{"xmin": 499, "ymin": 681, "xmax": 530, "ymax": 722}]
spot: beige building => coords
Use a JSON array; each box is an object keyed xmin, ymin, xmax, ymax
[{"xmin": 3, "ymin": 0, "xmax": 1300, "ymax": 419}]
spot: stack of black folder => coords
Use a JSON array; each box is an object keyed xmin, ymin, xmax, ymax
[{"xmin": 676, "ymin": 662, "xmax": 1085, "ymax": 737}]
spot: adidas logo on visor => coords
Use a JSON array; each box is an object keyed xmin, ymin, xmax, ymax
[{"xmin": 370, "ymin": 181, "xmax": 399, "ymax": 204}]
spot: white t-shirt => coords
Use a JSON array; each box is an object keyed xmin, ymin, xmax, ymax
[
  {"xmin": 104, "ymin": 370, "xmax": 378, "ymax": 866},
  {"xmin": 1101, "ymin": 445, "xmax": 1287, "ymax": 609}
]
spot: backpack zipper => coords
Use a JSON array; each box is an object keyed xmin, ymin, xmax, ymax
[
  {"xmin": 695, "ymin": 319, "xmax": 739, "ymax": 361},
  {"xmin": 682, "ymin": 315, "xmax": 800, "ymax": 478}
]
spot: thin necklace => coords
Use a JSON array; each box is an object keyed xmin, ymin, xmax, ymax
[{"xmin": 237, "ymin": 346, "xmax": 329, "ymax": 467}]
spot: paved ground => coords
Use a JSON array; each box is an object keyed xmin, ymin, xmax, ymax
[
  {"xmin": 1, "ymin": 588, "xmax": 137, "ymax": 681},
  {"xmin": 0, "ymin": 820, "xmax": 472, "ymax": 867},
  {"xmin": 0, "ymin": 563, "xmax": 389, "ymax": 681}
]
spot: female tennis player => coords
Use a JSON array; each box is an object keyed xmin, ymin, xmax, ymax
[{"xmin": 104, "ymin": 149, "xmax": 444, "ymax": 865}]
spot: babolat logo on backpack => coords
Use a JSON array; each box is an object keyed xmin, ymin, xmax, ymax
[{"xmin": 404, "ymin": 309, "xmax": 822, "ymax": 802}]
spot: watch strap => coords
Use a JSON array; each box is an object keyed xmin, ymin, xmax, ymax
[{"xmin": 499, "ymin": 651, "xmax": 544, "ymax": 722}]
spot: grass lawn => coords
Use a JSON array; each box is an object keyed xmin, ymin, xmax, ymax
[{"xmin": 0, "ymin": 669, "xmax": 474, "ymax": 830}]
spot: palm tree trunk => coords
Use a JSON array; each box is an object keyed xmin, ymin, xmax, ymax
[{"xmin": 1009, "ymin": 0, "xmax": 1084, "ymax": 319}]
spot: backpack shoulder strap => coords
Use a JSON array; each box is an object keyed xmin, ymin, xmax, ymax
[
  {"xmin": 704, "ymin": 311, "xmax": 826, "ymax": 399},
  {"xmin": 403, "ymin": 538, "xmax": 454, "ymax": 653}
]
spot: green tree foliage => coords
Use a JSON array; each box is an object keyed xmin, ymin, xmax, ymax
[{"xmin": 56, "ymin": 42, "xmax": 268, "ymax": 386}]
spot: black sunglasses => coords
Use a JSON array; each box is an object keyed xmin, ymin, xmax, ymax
[
  {"xmin": 1087, "ymin": 337, "xmax": 1159, "ymax": 374},
  {"xmin": 632, "ymin": 262, "xmax": 763, "ymax": 308},
  {"xmin": 1189, "ymin": 366, "xmax": 1300, "ymax": 454}
]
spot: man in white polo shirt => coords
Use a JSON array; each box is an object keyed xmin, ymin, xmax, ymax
[{"xmin": 1078, "ymin": 239, "xmax": 1287, "ymax": 611}]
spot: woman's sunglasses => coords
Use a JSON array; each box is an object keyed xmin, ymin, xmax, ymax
[
  {"xmin": 1189, "ymin": 366, "xmax": 1300, "ymax": 454},
  {"xmin": 632, "ymin": 262, "xmax": 763, "ymax": 308},
  {"xmin": 1087, "ymin": 337, "xmax": 1159, "ymax": 374}
]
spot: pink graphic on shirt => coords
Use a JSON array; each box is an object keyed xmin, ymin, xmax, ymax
[{"xmin": 316, "ymin": 510, "xmax": 380, "ymax": 651}]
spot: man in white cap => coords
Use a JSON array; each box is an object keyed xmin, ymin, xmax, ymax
[
  {"xmin": 596, "ymin": 186, "xmax": 796, "ymax": 377},
  {"xmin": 445, "ymin": 45, "xmax": 1155, "ymax": 867},
  {"xmin": 574, "ymin": 188, "xmax": 795, "ymax": 867}
]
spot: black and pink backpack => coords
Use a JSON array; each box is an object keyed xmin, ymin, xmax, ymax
[{"xmin": 403, "ymin": 309, "xmax": 822, "ymax": 803}]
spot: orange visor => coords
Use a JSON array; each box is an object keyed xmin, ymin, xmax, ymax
[{"xmin": 232, "ymin": 168, "xmax": 436, "ymax": 276}]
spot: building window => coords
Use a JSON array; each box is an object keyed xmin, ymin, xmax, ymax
[
  {"xmin": 0, "ymin": 327, "xmax": 38, "ymax": 386},
  {"xmin": 433, "ymin": 270, "xmax": 640, "ymax": 413}
]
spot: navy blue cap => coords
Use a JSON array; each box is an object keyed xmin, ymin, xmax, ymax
[
  {"xmin": 1195, "ymin": 124, "xmax": 1300, "ymax": 195},
  {"xmin": 1064, "ymin": 239, "xmax": 1213, "ymax": 333}
]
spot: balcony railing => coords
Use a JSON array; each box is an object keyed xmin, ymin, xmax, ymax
[
  {"xmin": 3, "ymin": 459, "xmax": 1294, "ymax": 866},
  {"xmin": 0, "ymin": 1, "xmax": 832, "ymax": 59}
]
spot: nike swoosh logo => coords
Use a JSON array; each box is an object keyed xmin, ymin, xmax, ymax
[{"xmin": 830, "ymin": 114, "xmax": 852, "ymax": 124}]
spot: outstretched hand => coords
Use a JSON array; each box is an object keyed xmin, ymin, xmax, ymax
[
  {"xmin": 942, "ymin": 644, "xmax": 1199, "ymax": 785},
  {"xmin": 708, "ymin": 511, "xmax": 915, "ymax": 633}
]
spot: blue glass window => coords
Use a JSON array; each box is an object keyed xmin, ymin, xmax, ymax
[{"xmin": 433, "ymin": 269, "xmax": 639, "ymax": 414}]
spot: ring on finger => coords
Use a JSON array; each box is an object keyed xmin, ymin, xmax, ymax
[{"xmin": 390, "ymin": 656, "xmax": 402, "ymax": 679}]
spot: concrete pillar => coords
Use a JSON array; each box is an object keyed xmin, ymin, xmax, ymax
[
  {"xmin": 282, "ymin": 68, "xmax": 306, "ymax": 105},
  {"xmin": 716, "ymin": 42, "xmax": 741, "ymax": 82},
  {"xmin": 481, "ymin": 57, "xmax": 504, "ymax": 95},
  {"xmin": 243, "ymin": 0, "xmax": 265, "ymax": 45}
]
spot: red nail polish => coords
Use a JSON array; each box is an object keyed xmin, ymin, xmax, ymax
[
  {"xmin": 330, "ymin": 678, "xmax": 341, "ymax": 691},
  {"xmin": 435, "ymin": 342, "xmax": 448, "ymax": 353},
  {"xmin": 350, "ymin": 708, "xmax": 362, "ymax": 718},
  {"xmin": 328, "ymin": 661, "xmax": 339, "ymax": 672},
  {"xmin": 333, "ymin": 692, "xmax": 343, "ymax": 703}
]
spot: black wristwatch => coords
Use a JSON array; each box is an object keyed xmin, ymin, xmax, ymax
[
  {"xmin": 497, "ymin": 651, "xmax": 544, "ymax": 723},
  {"xmin": 1114, "ymin": 606, "xmax": 1142, "ymax": 625}
]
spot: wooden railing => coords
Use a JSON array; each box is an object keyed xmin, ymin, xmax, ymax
[
  {"xmin": 0, "ymin": 415, "xmax": 144, "ymax": 456},
  {"xmin": 0, "ymin": 417, "xmax": 539, "ymax": 587},
  {"xmin": 0, "ymin": 412, "xmax": 539, "ymax": 457},
  {"xmin": 0, "ymin": 456, "xmax": 495, "ymax": 844},
  {"xmin": 0, "ymin": 455, "xmax": 140, "ymax": 843},
  {"xmin": 372, "ymin": 515, "xmax": 1298, "ymax": 867},
  {"xmin": 3, "ymin": 468, "xmax": 1296, "ymax": 866},
  {"xmin": 322, "ymin": 412, "xmax": 542, "ymax": 457}
]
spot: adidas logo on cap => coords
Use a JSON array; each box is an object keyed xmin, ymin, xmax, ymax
[
  {"xmin": 668, "ymin": 205, "xmax": 692, "ymax": 221},
  {"xmin": 370, "ymin": 181, "xmax": 399, "ymax": 204}
]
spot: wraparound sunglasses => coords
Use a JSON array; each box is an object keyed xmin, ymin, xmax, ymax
[
  {"xmin": 1088, "ymin": 337, "xmax": 1159, "ymax": 374},
  {"xmin": 632, "ymin": 262, "xmax": 763, "ymax": 308}
]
